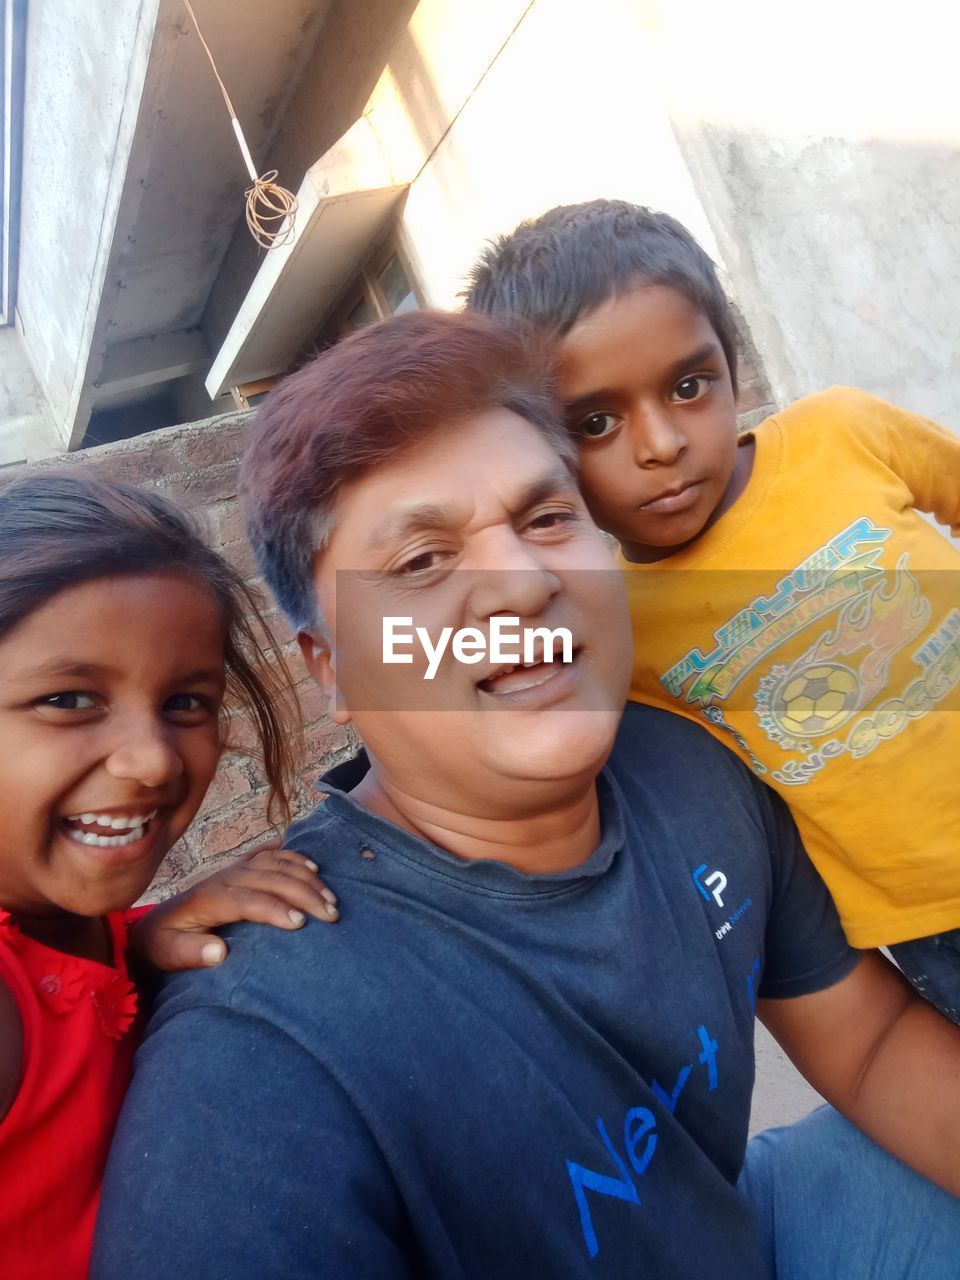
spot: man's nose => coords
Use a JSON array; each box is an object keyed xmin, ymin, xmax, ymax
[
  {"xmin": 467, "ymin": 533, "xmax": 561, "ymax": 621},
  {"xmin": 630, "ymin": 407, "xmax": 686, "ymax": 467},
  {"xmin": 104, "ymin": 718, "xmax": 184, "ymax": 789}
]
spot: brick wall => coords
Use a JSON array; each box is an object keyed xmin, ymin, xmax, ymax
[{"xmin": 33, "ymin": 409, "xmax": 356, "ymax": 899}]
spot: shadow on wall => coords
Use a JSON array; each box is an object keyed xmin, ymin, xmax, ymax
[
  {"xmin": 672, "ymin": 124, "xmax": 960, "ymax": 424},
  {"xmin": 382, "ymin": 25, "xmax": 480, "ymax": 219}
]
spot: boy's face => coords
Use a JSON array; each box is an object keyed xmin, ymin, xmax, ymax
[{"xmin": 555, "ymin": 284, "xmax": 746, "ymax": 560}]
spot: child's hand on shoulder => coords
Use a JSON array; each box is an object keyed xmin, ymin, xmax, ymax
[{"xmin": 129, "ymin": 841, "xmax": 338, "ymax": 973}]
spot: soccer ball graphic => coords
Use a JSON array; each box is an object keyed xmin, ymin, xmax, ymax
[{"xmin": 771, "ymin": 663, "xmax": 860, "ymax": 739}]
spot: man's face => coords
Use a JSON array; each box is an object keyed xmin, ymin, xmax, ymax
[{"xmin": 304, "ymin": 408, "xmax": 632, "ymax": 815}]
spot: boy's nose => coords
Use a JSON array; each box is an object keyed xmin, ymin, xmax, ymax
[
  {"xmin": 105, "ymin": 721, "xmax": 184, "ymax": 789},
  {"xmin": 630, "ymin": 410, "xmax": 686, "ymax": 467}
]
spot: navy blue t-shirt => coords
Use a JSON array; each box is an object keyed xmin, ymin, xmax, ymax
[{"xmin": 93, "ymin": 704, "xmax": 856, "ymax": 1279}]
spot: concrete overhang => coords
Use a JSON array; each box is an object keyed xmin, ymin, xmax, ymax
[
  {"xmin": 35, "ymin": 0, "xmax": 334, "ymax": 447},
  {"xmin": 206, "ymin": 117, "xmax": 408, "ymax": 397}
]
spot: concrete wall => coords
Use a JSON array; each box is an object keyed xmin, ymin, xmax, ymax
[
  {"xmin": 636, "ymin": 0, "xmax": 960, "ymax": 428},
  {"xmin": 372, "ymin": 0, "xmax": 723, "ymax": 310},
  {"xmin": 0, "ymin": 327, "xmax": 60, "ymax": 463},
  {"xmin": 15, "ymin": 0, "xmax": 960, "ymax": 450},
  {"xmin": 320, "ymin": 0, "xmax": 775, "ymax": 422},
  {"xmin": 340, "ymin": 0, "xmax": 958, "ymax": 436},
  {"xmin": 17, "ymin": 0, "xmax": 159, "ymax": 442}
]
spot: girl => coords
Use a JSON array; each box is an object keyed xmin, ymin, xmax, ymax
[{"xmin": 0, "ymin": 470, "xmax": 337, "ymax": 1278}]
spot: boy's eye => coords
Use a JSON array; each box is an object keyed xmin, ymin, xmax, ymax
[
  {"xmin": 38, "ymin": 691, "xmax": 99, "ymax": 712},
  {"xmin": 576, "ymin": 413, "xmax": 620, "ymax": 440},
  {"xmin": 673, "ymin": 375, "xmax": 711, "ymax": 403}
]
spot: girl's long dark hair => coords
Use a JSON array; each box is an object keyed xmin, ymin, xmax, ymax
[{"xmin": 0, "ymin": 469, "xmax": 299, "ymax": 823}]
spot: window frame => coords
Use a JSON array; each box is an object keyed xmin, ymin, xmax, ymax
[
  {"xmin": 323, "ymin": 229, "xmax": 427, "ymax": 339},
  {"xmin": 229, "ymin": 227, "xmax": 426, "ymax": 410}
]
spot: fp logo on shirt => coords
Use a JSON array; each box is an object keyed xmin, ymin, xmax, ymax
[{"xmin": 693, "ymin": 864, "xmax": 727, "ymax": 908}]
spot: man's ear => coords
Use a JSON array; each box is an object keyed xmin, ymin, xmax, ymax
[{"xmin": 297, "ymin": 630, "xmax": 351, "ymax": 725}]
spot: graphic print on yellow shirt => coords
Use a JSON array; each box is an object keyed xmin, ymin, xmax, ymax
[
  {"xmin": 624, "ymin": 387, "xmax": 960, "ymax": 947},
  {"xmin": 665, "ymin": 523, "xmax": 957, "ymax": 789}
]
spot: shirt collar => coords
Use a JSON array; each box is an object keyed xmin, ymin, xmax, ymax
[{"xmin": 315, "ymin": 750, "xmax": 628, "ymax": 893}]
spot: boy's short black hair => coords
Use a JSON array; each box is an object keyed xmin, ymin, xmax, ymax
[{"xmin": 464, "ymin": 198, "xmax": 740, "ymax": 396}]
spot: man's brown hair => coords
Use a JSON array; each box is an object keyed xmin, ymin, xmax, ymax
[{"xmin": 241, "ymin": 309, "xmax": 572, "ymax": 630}]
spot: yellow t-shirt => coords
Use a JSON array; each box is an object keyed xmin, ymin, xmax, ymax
[{"xmin": 623, "ymin": 387, "xmax": 960, "ymax": 947}]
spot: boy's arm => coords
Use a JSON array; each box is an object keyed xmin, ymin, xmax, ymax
[
  {"xmin": 91, "ymin": 1006, "xmax": 411, "ymax": 1279},
  {"xmin": 760, "ymin": 951, "xmax": 960, "ymax": 1196},
  {"xmin": 860, "ymin": 391, "xmax": 960, "ymax": 532}
]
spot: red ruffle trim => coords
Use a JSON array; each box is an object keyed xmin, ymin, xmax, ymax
[
  {"xmin": 0, "ymin": 909, "xmax": 22, "ymax": 947},
  {"xmin": 0, "ymin": 908, "xmax": 138, "ymax": 1040}
]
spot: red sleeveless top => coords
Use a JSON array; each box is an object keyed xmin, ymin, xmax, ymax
[{"xmin": 0, "ymin": 909, "xmax": 141, "ymax": 1279}]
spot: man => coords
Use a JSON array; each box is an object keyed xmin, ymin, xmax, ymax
[{"xmin": 93, "ymin": 311, "xmax": 960, "ymax": 1278}]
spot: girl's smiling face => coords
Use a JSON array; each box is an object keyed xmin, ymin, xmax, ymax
[{"xmin": 0, "ymin": 571, "xmax": 226, "ymax": 920}]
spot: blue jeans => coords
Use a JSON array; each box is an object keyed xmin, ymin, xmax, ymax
[
  {"xmin": 889, "ymin": 929, "xmax": 960, "ymax": 1025},
  {"xmin": 739, "ymin": 1107, "xmax": 960, "ymax": 1278}
]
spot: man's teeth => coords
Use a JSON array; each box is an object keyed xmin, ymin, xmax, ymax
[
  {"xmin": 503, "ymin": 671, "xmax": 554, "ymax": 691},
  {"xmin": 488, "ymin": 664, "xmax": 561, "ymax": 692},
  {"xmin": 65, "ymin": 810, "xmax": 156, "ymax": 848},
  {"xmin": 496, "ymin": 655, "xmax": 567, "ymax": 676}
]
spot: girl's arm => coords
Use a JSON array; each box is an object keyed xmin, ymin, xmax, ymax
[
  {"xmin": 129, "ymin": 843, "xmax": 338, "ymax": 973},
  {"xmin": 0, "ymin": 977, "xmax": 22, "ymax": 1123}
]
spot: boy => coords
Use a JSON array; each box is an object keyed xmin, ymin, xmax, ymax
[{"xmin": 466, "ymin": 199, "xmax": 960, "ymax": 1017}]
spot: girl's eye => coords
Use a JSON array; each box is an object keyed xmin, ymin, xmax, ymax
[
  {"xmin": 673, "ymin": 375, "xmax": 712, "ymax": 403},
  {"xmin": 164, "ymin": 693, "xmax": 217, "ymax": 719},
  {"xmin": 39, "ymin": 691, "xmax": 98, "ymax": 712},
  {"xmin": 576, "ymin": 412, "xmax": 620, "ymax": 440}
]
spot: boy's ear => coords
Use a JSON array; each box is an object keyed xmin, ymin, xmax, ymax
[{"xmin": 297, "ymin": 630, "xmax": 351, "ymax": 726}]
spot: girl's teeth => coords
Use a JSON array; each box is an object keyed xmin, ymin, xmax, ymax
[
  {"xmin": 72, "ymin": 824, "xmax": 147, "ymax": 848},
  {"xmin": 64, "ymin": 810, "xmax": 157, "ymax": 848},
  {"xmin": 69, "ymin": 810, "xmax": 156, "ymax": 831}
]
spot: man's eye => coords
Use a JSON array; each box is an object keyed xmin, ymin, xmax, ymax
[
  {"xmin": 576, "ymin": 412, "xmax": 619, "ymax": 440},
  {"xmin": 38, "ymin": 691, "xmax": 98, "ymax": 711},
  {"xmin": 673, "ymin": 375, "xmax": 711, "ymax": 403},
  {"xmin": 528, "ymin": 510, "xmax": 576, "ymax": 531},
  {"xmin": 395, "ymin": 550, "xmax": 445, "ymax": 576}
]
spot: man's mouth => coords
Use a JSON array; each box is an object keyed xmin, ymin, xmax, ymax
[
  {"xmin": 62, "ymin": 810, "xmax": 158, "ymax": 849},
  {"xmin": 478, "ymin": 646, "xmax": 581, "ymax": 696}
]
